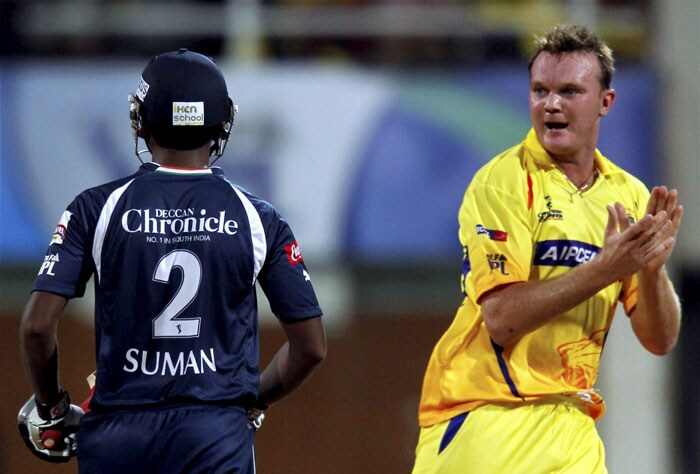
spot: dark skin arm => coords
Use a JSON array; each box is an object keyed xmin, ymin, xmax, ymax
[
  {"xmin": 23, "ymin": 290, "xmax": 327, "ymax": 414},
  {"xmin": 253, "ymin": 316, "xmax": 326, "ymax": 413},
  {"xmin": 19, "ymin": 291, "xmax": 68, "ymax": 405}
]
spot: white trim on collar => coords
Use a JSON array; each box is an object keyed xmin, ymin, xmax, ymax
[{"xmin": 153, "ymin": 164, "xmax": 212, "ymax": 175}]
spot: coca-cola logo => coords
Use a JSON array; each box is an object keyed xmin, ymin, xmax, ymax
[{"xmin": 285, "ymin": 241, "xmax": 303, "ymax": 265}]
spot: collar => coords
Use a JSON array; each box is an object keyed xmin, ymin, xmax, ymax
[
  {"xmin": 140, "ymin": 162, "xmax": 224, "ymax": 176},
  {"xmin": 523, "ymin": 128, "xmax": 623, "ymax": 178}
]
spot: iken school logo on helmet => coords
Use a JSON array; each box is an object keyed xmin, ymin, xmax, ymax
[{"xmin": 172, "ymin": 102, "xmax": 205, "ymax": 126}]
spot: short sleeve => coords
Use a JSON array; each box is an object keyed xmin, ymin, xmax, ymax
[
  {"xmin": 461, "ymin": 174, "xmax": 532, "ymax": 303},
  {"xmin": 256, "ymin": 209, "xmax": 322, "ymax": 323},
  {"xmin": 32, "ymin": 194, "xmax": 96, "ymax": 298}
]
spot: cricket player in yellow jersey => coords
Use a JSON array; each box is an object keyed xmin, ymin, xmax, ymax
[{"xmin": 413, "ymin": 24, "xmax": 683, "ymax": 474}]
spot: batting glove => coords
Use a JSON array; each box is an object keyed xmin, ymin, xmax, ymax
[{"xmin": 18, "ymin": 390, "xmax": 84, "ymax": 463}]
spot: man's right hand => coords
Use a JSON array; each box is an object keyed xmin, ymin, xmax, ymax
[
  {"xmin": 597, "ymin": 201, "xmax": 672, "ymax": 281},
  {"xmin": 17, "ymin": 391, "xmax": 84, "ymax": 463}
]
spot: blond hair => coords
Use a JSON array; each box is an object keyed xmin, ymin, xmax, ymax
[{"xmin": 528, "ymin": 24, "xmax": 615, "ymax": 90}]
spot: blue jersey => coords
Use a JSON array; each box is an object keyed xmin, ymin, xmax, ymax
[{"xmin": 33, "ymin": 162, "xmax": 322, "ymax": 410}]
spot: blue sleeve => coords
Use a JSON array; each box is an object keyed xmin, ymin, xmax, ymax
[
  {"xmin": 32, "ymin": 193, "xmax": 97, "ymax": 298},
  {"xmin": 256, "ymin": 207, "xmax": 323, "ymax": 323}
]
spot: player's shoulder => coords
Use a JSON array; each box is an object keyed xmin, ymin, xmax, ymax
[
  {"xmin": 216, "ymin": 176, "xmax": 270, "ymax": 208},
  {"xmin": 214, "ymin": 174, "xmax": 282, "ymax": 223},
  {"xmin": 72, "ymin": 172, "xmax": 140, "ymax": 210},
  {"xmin": 471, "ymin": 141, "xmax": 528, "ymax": 189},
  {"xmin": 598, "ymin": 154, "xmax": 650, "ymax": 197}
]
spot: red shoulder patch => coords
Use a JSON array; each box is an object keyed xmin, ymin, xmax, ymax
[{"xmin": 285, "ymin": 241, "xmax": 303, "ymax": 265}]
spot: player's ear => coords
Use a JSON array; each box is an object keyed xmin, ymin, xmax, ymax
[
  {"xmin": 599, "ymin": 88, "xmax": 615, "ymax": 117},
  {"xmin": 140, "ymin": 122, "xmax": 151, "ymax": 141}
]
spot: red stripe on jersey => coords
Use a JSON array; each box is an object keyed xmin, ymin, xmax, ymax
[{"xmin": 527, "ymin": 172, "xmax": 534, "ymax": 210}]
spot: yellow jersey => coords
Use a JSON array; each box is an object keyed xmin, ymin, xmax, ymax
[{"xmin": 418, "ymin": 129, "xmax": 650, "ymax": 427}]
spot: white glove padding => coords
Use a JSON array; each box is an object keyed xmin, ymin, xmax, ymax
[
  {"xmin": 17, "ymin": 392, "xmax": 84, "ymax": 463},
  {"xmin": 246, "ymin": 407, "xmax": 265, "ymax": 432},
  {"xmin": 250, "ymin": 412, "xmax": 265, "ymax": 432}
]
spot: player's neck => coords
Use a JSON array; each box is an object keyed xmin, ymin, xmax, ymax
[
  {"xmin": 554, "ymin": 159, "xmax": 598, "ymax": 190},
  {"xmin": 548, "ymin": 135, "xmax": 600, "ymax": 188},
  {"xmin": 150, "ymin": 142, "xmax": 212, "ymax": 169}
]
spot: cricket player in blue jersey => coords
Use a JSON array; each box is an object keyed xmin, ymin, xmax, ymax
[{"xmin": 18, "ymin": 49, "xmax": 327, "ymax": 473}]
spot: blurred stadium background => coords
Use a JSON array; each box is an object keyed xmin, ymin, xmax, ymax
[{"xmin": 1, "ymin": 1, "xmax": 698, "ymax": 473}]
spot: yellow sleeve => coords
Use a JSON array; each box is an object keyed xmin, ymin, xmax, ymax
[{"xmin": 460, "ymin": 167, "xmax": 532, "ymax": 303}]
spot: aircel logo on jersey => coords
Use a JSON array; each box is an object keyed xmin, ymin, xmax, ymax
[
  {"xmin": 51, "ymin": 210, "xmax": 73, "ymax": 245},
  {"xmin": 534, "ymin": 240, "xmax": 601, "ymax": 268},
  {"xmin": 121, "ymin": 208, "xmax": 238, "ymax": 235},
  {"xmin": 172, "ymin": 102, "xmax": 204, "ymax": 126}
]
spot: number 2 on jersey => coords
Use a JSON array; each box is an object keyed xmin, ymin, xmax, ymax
[{"xmin": 152, "ymin": 249, "xmax": 202, "ymax": 338}]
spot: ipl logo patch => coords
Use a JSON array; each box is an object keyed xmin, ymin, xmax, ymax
[{"xmin": 486, "ymin": 253, "xmax": 509, "ymax": 275}]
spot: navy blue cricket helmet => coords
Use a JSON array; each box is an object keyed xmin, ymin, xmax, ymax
[{"xmin": 129, "ymin": 48, "xmax": 237, "ymax": 161}]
